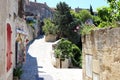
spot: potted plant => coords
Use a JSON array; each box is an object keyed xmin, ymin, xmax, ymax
[
  {"xmin": 13, "ymin": 67, "xmax": 23, "ymax": 80},
  {"xmin": 54, "ymin": 38, "xmax": 82, "ymax": 68},
  {"xmin": 43, "ymin": 19, "xmax": 57, "ymax": 42},
  {"xmin": 54, "ymin": 39, "xmax": 73, "ymax": 68}
]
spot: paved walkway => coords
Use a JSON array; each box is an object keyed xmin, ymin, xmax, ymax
[{"xmin": 21, "ymin": 36, "xmax": 82, "ymax": 80}]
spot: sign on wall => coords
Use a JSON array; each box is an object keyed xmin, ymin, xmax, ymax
[{"xmin": 85, "ymin": 55, "xmax": 92, "ymax": 77}]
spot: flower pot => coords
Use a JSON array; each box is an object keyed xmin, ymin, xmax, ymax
[
  {"xmin": 62, "ymin": 58, "xmax": 69, "ymax": 68},
  {"xmin": 56, "ymin": 58, "xmax": 60, "ymax": 68},
  {"xmin": 45, "ymin": 34, "xmax": 56, "ymax": 42},
  {"xmin": 55, "ymin": 58, "xmax": 69, "ymax": 68}
]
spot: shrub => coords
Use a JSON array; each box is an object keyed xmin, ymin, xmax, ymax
[
  {"xmin": 92, "ymin": 16, "xmax": 101, "ymax": 26},
  {"xmin": 80, "ymin": 24, "xmax": 95, "ymax": 35},
  {"xmin": 98, "ymin": 21, "xmax": 118, "ymax": 28},
  {"xmin": 71, "ymin": 44, "xmax": 82, "ymax": 68},
  {"xmin": 13, "ymin": 67, "xmax": 23, "ymax": 79},
  {"xmin": 78, "ymin": 10, "xmax": 92, "ymax": 23},
  {"xmin": 98, "ymin": 21, "xmax": 110, "ymax": 28},
  {"xmin": 43, "ymin": 19, "xmax": 57, "ymax": 35},
  {"xmin": 54, "ymin": 38, "xmax": 82, "ymax": 68},
  {"xmin": 54, "ymin": 38, "xmax": 73, "ymax": 60}
]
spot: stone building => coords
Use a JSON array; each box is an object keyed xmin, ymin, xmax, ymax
[
  {"xmin": 15, "ymin": 17, "xmax": 28, "ymax": 67},
  {"xmin": 25, "ymin": 1, "xmax": 54, "ymax": 21},
  {"xmin": 0, "ymin": 0, "xmax": 18, "ymax": 79},
  {"xmin": 0, "ymin": 0, "xmax": 29, "ymax": 80},
  {"xmin": 82, "ymin": 27, "xmax": 120, "ymax": 80},
  {"xmin": 74, "ymin": 7, "xmax": 97, "ymax": 16},
  {"xmin": 74, "ymin": 7, "xmax": 89, "ymax": 13},
  {"xmin": 25, "ymin": 1, "xmax": 55, "ymax": 37}
]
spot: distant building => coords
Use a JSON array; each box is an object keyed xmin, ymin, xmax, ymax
[
  {"xmin": 74, "ymin": 7, "xmax": 97, "ymax": 16},
  {"xmin": 25, "ymin": 1, "xmax": 54, "ymax": 21},
  {"xmin": 74, "ymin": 7, "xmax": 89, "ymax": 13},
  {"xmin": 25, "ymin": 1, "xmax": 55, "ymax": 36}
]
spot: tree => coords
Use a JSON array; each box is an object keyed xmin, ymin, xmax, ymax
[
  {"xmin": 54, "ymin": 2, "xmax": 72, "ymax": 36},
  {"xmin": 92, "ymin": 16, "xmax": 101, "ymax": 26},
  {"xmin": 90, "ymin": 4, "xmax": 94, "ymax": 15},
  {"xmin": 77, "ymin": 10, "xmax": 92, "ymax": 23},
  {"xmin": 98, "ymin": 7, "xmax": 112, "ymax": 22},
  {"xmin": 107, "ymin": 0, "xmax": 120, "ymax": 20},
  {"xmin": 97, "ymin": 7, "xmax": 112, "ymax": 22},
  {"xmin": 53, "ymin": 2, "xmax": 80, "ymax": 44}
]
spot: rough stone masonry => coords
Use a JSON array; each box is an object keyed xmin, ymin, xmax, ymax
[{"xmin": 82, "ymin": 27, "xmax": 120, "ymax": 80}]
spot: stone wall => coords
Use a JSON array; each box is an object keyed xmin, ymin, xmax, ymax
[
  {"xmin": 0, "ymin": 0, "xmax": 7, "ymax": 80},
  {"xmin": 27, "ymin": 25, "xmax": 35, "ymax": 40},
  {"xmin": 0, "ymin": 0, "xmax": 18, "ymax": 80},
  {"xmin": 16, "ymin": 17, "xmax": 28, "ymax": 67},
  {"xmin": 82, "ymin": 27, "xmax": 120, "ymax": 80}
]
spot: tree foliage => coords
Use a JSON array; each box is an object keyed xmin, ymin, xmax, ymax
[
  {"xmin": 53, "ymin": 2, "xmax": 80, "ymax": 44},
  {"xmin": 97, "ymin": 7, "xmax": 112, "ymax": 22},
  {"xmin": 71, "ymin": 44, "xmax": 82, "ymax": 67},
  {"xmin": 54, "ymin": 2, "xmax": 72, "ymax": 37},
  {"xmin": 55, "ymin": 38, "xmax": 73, "ymax": 59},
  {"xmin": 54, "ymin": 38, "xmax": 82, "ymax": 68},
  {"xmin": 93, "ymin": 0, "xmax": 120, "ymax": 28},
  {"xmin": 92, "ymin": 16, "xmax": 101, "ymax": 26},
  {"xmin": 54, "ymin": 2, "xmax": 73, "ymax": 27},
  {"xmin": 77, "ymin": 10, "xmax": 92, "ymax": 23},
  {"xmin": 43, "ymin": 19, "xmax": 57, "ymax": 35},
  {"xmin": 90, "ymin": 5, "xmax": 94, "ymax": 15},
  {"xmin": 107, "ymin": 0, "xmax": 120, "ymax": 20}
]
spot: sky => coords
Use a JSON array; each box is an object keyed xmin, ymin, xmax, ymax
[{"xmin": 29, "ymin": 0, "xmax": 109, "ymax": 11}]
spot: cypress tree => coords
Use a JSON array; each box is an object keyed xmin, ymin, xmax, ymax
[{"xmin": 90, "ymin": 4, "xmax": 94, "ymax": 15}]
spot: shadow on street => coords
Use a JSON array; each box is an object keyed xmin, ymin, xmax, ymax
[{"xmin": 21, "ymin": 37, "xmax": 53, "ymax": 80}]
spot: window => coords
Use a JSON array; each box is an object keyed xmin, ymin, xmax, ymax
[{"xmin": 6, "ymin": 23, "xmax": 12, "ymax": 72}]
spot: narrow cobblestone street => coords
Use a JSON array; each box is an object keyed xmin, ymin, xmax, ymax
[{"xmin": 21, "ymin": 36, "xmax": 82, "ymax": 80}]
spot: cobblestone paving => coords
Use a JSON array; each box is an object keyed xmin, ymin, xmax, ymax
[{"xmin": 20, "ymin": 36, "xmax": 82, "ymax": 80}]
